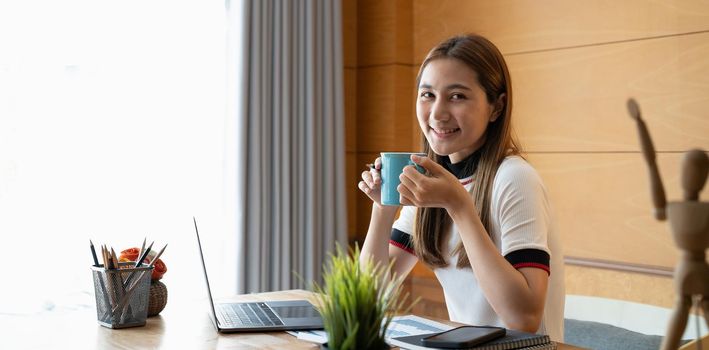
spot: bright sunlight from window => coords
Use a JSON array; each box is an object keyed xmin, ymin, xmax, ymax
[{"xmin": 0, "ymin": 0, "xmax": 236, "ymax": 314}]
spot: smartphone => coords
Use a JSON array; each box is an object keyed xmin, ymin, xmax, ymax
[{"xmin": 420, "ymin": 326, "xmax": 506, "ymax": 348}]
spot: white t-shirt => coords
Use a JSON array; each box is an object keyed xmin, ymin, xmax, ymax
[{"xmin": 392, "ymin": 156, "xmax": 565, "ymax": 341}]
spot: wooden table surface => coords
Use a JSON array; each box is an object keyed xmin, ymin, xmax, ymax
[{"xmin": 0, "ymin": 289, "xmax": 586, "ymax": 349}]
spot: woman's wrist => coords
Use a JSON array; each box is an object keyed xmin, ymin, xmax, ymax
[
  {"xmin": 446, "ymin": 189, "xmax": 476, "ymax": 223},
  {"xmin": 371, "ymin": 203, "xmax": 399, "ymax": 222}
]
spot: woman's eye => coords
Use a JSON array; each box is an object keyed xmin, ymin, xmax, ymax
[
  {"xmin": 451, "ymin": 93, "xmax": 466, "ymax": 100},
  {"xmin": 419, "ymin": 91, "xmax": 434, "ymax": 99}
]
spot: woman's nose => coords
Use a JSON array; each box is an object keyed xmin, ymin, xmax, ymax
[{"xmin": 430, "ymin": 100, "xmax": 449, "ymax": 121}]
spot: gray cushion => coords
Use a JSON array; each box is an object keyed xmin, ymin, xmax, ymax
[{"xmin": 564, "ymin": 318, "xmax": 664, "ymax": 350}]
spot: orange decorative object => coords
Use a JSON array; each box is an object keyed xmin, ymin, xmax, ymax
[
  {"xmin": 151, "ymin": 259, "xmax": 167, "ymax": 281},
  {"xmin": 119, "ymin": 248, "xmax": 141, "ymax": 261},
  {"xmin": 119, "ymin": 247, "xmax": 168, "ymax": 281}
]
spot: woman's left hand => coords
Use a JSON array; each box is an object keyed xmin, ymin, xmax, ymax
[{"xmin": 398, "ymin": 154, "xmax": 473, "ymax": 213}]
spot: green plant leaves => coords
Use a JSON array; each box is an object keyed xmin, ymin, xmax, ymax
[{"xmin": 312, "ymin": 244, "xmax": 413, "ymax": 350}]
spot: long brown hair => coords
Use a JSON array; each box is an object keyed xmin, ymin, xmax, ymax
[{"xmin": 413, "ymin": 34, "xmax": 522, "ymax": 268}]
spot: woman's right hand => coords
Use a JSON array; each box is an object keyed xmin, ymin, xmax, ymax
[
  {"xmin": 358, "ymin": 157, "xmax": 384, "ymax": 205},
  {"xmin": 358, "ymin": 157, "xmax": 400, "ymax": 216}
]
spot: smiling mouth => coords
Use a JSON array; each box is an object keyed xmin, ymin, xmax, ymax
[{"xmin": 430, "ymin": 127, "xmax": 461, "ymax": 136}]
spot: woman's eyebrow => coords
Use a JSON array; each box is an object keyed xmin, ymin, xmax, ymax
[{"xmin": 418, "ymin": 83, "xmax": 472, "ymax": 91}]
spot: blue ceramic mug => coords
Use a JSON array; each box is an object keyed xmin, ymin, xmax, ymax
[{"xmin": 380, "ymin": 152, "xmax": 426, "ymax": 206}]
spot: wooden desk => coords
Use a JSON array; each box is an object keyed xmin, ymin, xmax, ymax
[{"xmin": 0, "ymin": 289, "xmax": 586, "ymax": 349}]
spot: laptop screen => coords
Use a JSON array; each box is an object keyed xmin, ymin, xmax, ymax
[{"xmin": 193, "ymin": 217, "xmax": 220, "ymax": 329}]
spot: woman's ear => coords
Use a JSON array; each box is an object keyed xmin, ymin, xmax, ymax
[{"xmin": 490, "ymin": 93, "xmax": 506, "ymax": 122}]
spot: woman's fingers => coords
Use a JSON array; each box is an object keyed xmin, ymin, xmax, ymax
[
  {"xmin": 397, "ymin": 183, "xmax": 417, "ymax": 206},
  {"xmin": 359, "ymin": 157, "xmax": 386, "ymax": 204},
  {"xmin": 358, "ymin": 180, "xmax": 371, "ymax": 194},
  {"xmin": 371, "ymin": 168, "xmax": 381, "ymax": 185},
  {"xmin": 399, "ymin": 170, "xmax": 418, "ymax": 191},
  {"xmin": 372, "ymin": 157, "xmax": 382, "ymax": 185},
  {"xmin": 361, "ymin": 170, "xmax": 374, "ymax": 188},
  {"xmin": 360, "ymin": 162, "xmax": 382, "ymax": 201}
]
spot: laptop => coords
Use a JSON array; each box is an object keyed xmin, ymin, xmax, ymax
[{"xmin": 193, "ymin": 217, "xmax": 324, "ymax": 332}]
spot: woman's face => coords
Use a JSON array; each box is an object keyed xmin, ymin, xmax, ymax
[{"xmin": 416, "ymin": 57, "xmax": 499, "ymax": 163}]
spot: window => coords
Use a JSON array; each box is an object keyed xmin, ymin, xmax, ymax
[{"xmin": 0, "ymin": 0, "xmax": 233, "ymax": 313}]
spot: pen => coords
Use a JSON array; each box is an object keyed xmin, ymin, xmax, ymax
[
  {"xmin": 135, "ymin": 241, "xmax": 154, "ymax": 268},
  {"xmin": 90, "ymin": 240, "xmax": 99, "ymax": 266}
]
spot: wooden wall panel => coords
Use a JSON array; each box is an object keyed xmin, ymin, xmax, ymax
[
  {"xmin": 413, "ymin": 0, "xmax": 709, "ymax": 61},
  {"xmin": 409, "ymin": 275, "xmax": 449, "ymax": 319},
  {"xmin": 410, "ymin": 66, "xmax": 423, "ymax": 151},
  {"xmin": 354, "ymin": 152, "xmax": 379, "ymax": 240},
  {"xmin": 342, "ymin": 0, "xmax": 357, "ymax": 68},
  {"xmin": 356, "ymin": 65, "xmax": 416, "ymax": 153},
  {"xmin": 393, "ymin": 0, "xmax": 413, "ymax": 66},
  {"xmin": 345, "ymin": 0, "xmax": 709, "ymax": 317},
  {"xmin": 347, "ymin": 1, "xmax": 414, "ymax": 243},
  {"xmin": 346, "ymin": 152, "xmax": 357, "ymax": 242},
  {"xmin": 510, "ymin": 32, "xmax": 709, "ymax": 152},
  {"xmin": 565, "ymin": 265, "xmax": 674, "ymax": 308},
  {"xmin": 528, "ymin": 152, "xmax": 708, "ymax": 268},
  {"xmin": 357, "ymin": 0, "xmax": 413, "ymax": 66},
  {"xmin": 344, "ymin": 68, "xmax": 357, "ymax": 153}
]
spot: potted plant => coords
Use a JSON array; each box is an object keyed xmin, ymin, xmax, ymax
[{"xmin": 312, "ymin": 244, "xmax": 412, "ymax": 350}]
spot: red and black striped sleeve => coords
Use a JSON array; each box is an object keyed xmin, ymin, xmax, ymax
[
  {"xmin": 389, "ymin": 229, "xmax": 415, "ymax": 255},
  {"xmin": 504, "ymin": 249, "xmax": 550, "ymax": 275}
]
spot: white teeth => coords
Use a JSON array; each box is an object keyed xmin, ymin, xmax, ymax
[{"xmin": 432, "ymin": 128, "xmax": 459, "ymax": 134}]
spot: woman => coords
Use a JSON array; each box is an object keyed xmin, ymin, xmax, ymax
[{"xmin": 357, "ymin": 34, "xmax": 565, "ymax": 341}]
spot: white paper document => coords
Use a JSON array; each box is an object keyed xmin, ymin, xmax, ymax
[{"xmin": 287, "ymin": 315, "xmax": 453, "ymax": 345}]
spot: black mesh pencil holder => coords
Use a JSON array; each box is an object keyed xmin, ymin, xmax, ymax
[{"xmin": 91, "ymin": 263, "xmax": 153, "ymax": 328}]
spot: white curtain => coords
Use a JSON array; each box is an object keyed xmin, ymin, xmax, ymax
[{"xmin": 229, "ymin": 0, "xmax": 347, "ymax": 293}]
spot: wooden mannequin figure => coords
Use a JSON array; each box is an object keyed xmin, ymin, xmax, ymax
[{"xmin": 627, "ymin": 98, "xmax": 709, "ymax": 350}]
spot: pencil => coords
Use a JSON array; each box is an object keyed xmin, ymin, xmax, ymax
[
  {"xmin": 148, "ymin": 244, "xmax": 168, "ymax": 267},
  {"xmin": 135, "ymin": 237, "xmax": 147, "ymax": 267},
  {"xmin": 101, "ymin": 245, "xmax": 109, "ymax": 269},
  {"xmin": 125, "ymin": 241, "xmax": 164, "ymax": 314},
  {"xmin": 123, "ymin": 243, "xmax": 167, "ymax": 290},
  {"xmin": 121, "ymin": 240, "xmax": 154, "ymax": 290},
  {"xmin": 110, "ymin": 246, "xmax": 126, "ymax": 318},
  {"xmin": 110, "ymin": 247, "xmax": 116, "ymax": 267},
  {"xmin": 90, "ymin": 240, "xmax": 99, "ymax": 266},
  {"xmin": 136, "ymin": 241, "xmax": 154, "ymax": 267}
]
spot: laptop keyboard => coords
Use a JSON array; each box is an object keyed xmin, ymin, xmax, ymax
[{"xmin": 218, "ymin": 302, "xmax": 284, "ymax": 327}]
